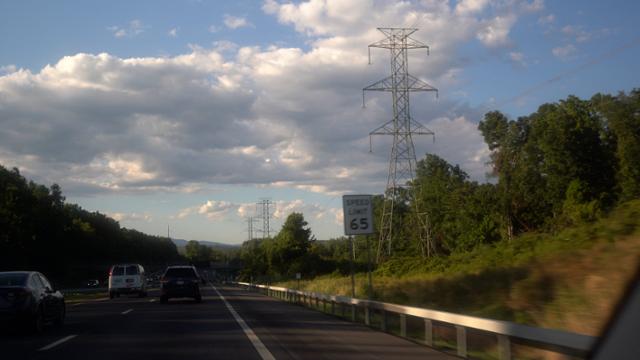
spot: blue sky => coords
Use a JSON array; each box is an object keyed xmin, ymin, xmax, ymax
[{"xmin": 1, "ymin": 0, "xmax": 638, "ymax": 244}]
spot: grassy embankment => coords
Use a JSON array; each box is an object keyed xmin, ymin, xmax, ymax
[{"xmin": 277, "ymin": 200, "xmax": 640, "ymax": 336}]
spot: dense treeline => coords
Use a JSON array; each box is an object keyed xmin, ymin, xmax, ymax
[
  {"xmin": 241, "ymin": 90, "xmax": 640, "ymax": 280},
  {"xmin": 0, "ymin": 166, "xmax": 181, "ymax": 285}
]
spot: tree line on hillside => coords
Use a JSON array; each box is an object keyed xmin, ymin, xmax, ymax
[
  {"xmin": 183, "ymin": 240, "xmax": 240, "ymax": 267},
  {"xmin": 0, "ymin": 166, "xmax": 181, "ymax": 285},
  {"xmin": 240, "ymin": 90, "xmax": 640, "ymax": 281}
]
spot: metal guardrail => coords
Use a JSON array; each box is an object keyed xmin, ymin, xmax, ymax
[{"xmin": 236, "ymin": 282, "xmax": 596, "ymax": 359}]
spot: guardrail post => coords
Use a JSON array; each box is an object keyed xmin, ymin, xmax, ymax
[
  {"xmin": 331, "ymin": 300, "xmax": 335, "ymax": 314},
  {"xmin": 424, "ymin": 319, "xmax": 433, "ymax": 346},
  {"xmin": 351, "ymin": 304, "xmax": 356, "ymax": 321},
  {"xmin": 322, "ymin": 298, "xmax": 327, "ymax": 312},
  {"xmin": 381, "ymin": 310, "xmax": 387, "ymax": 331},
  {"xmin": 456, "ymin": 325, "xmax": 467, "ymax": 358},
  {"xmin": 400, "ymin": 314, "xmax": 407, "ymax": 337},
  {"xmin": 315, "ymin": 296, "xmax": 319, "ymax": 309},
  {"xmin": 498, "ymin": 335, "xmax": 511, "ymax": 360},
  {"xmin": 365, "ymin": 306, "xmax": 371, "ymax": 326}
]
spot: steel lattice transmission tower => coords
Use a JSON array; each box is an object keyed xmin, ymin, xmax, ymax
[
  {"xmin": 363, "ymin": 28, "xmax": 438, "ymax": 261},
  {"xmin": 256, "ymin": 199, "xmax": 274, "ymax": 240},
  {"xmin": 245, "ymin": 216, "xmax": 259, "ymax": 241}
]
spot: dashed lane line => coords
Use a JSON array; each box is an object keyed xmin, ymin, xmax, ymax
[
  {"xmin": 38, "ymin": 335, "xmax": 78, "ymax": 351},
  {"xmin": 212, "ymin": 285, "xmax": 275, "ymax": 360},
  {"xmin": 121, "ymin": 309, "xmax": 133, "ymax": 315},
  {"xmin": 149, "ymin": 298, "xmax": 156, "ymax": 303}
]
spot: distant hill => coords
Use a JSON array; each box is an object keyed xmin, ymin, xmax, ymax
[{"xmin": 171, "ymin": 238, "xmax": 239, "ymax": 250}]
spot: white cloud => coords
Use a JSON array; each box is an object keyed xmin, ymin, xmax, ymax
[
  {"xmin": 0, "ymin": 65, "xmax": 17, "ymax": 75},
  {"xmin": 509, "ymin": 51, "xmax": 527, "ymax": 67},
  {"xmin": 552, "ymin": 44, "xmax": 577, "ymax": 60},
  {"xmin": 168, "ymin": 27, "xmax": 179, "ymax": 37},
  {"xmin": 561, "ymin": 25, "xmax": 590, "ymax": 43},
  {"xmin": 1, "ymin": 0, "xmax": 532, "ymax": 201},
  {"xmin": 522, "ymin": 0, "xmax": 544, "ymax": 13},
  {"xmin": 108, "ymin": 19, "xmax": 148, "ymax": 38},
  {"xmin": 223, "ymin": 14, "xmax": 252, "ymax": 29},
  {"xmin": 329, "ymin": 207, "xmax": 343, "ymax": 226},
  {"xmin": 455, "ymin": 0, "xmax": 490, "ymax": 15},
  {"xmin": 272, "ymin": 199, "xmax": 328, "ymax": 220},
  {"xmin": 477, "ymin": 14, "xmax": 517, "ymax": 48},
  {"xmin": 538, "ymin": 13, "xmax": 555, "ymax": 25},
  {"xmin": 178, "ymin": 199, "xmax": 332, "ymax": 224},
  {"xmin": 198, "ymin": 200, "xmax": 237, "ymax": 220},
  {"xmin": 109, "ymin": 212, "xmax": 153, "ymax": 222}
]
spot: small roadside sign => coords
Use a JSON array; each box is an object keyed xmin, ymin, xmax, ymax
[
  {"xmin": 342, "ymin": 195, "xmax": 374, "ymax": 235},
  {"xmin": 295, "ymin": 273, "xmax": 301, "ymax": 280}
]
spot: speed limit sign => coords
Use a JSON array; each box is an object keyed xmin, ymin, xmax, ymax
[{"xmin": 342, "ymin": 195, "xmax": 374, "ymax": 235}]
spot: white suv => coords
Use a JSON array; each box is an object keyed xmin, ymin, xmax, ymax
[{"xmin": 108, "ymin": 264, "xmax": 147, "ymax": 298}]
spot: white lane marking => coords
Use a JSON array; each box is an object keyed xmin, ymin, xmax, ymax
[
  {"xmin": 212, "ymin": 285, "xmax": 275, "ymax": 360},
  {"xmin": 149, "ymin": 298, "xmax": 156, "ymax": 303},
  {"xmin": 121, "ymin": 309, "xmax": 133, "ymax": 315},
  {"xmin": 38, "ymin": 335, "xmax": 77, "ymax": 351},
  {"xmin": 72, "ymin": 303, "xmax": 84, "ymax": 307}
]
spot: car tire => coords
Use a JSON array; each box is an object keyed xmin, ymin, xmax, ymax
[
  {"xmin": 195, "ymin": 294, "xmax": 202, "ymax": 303},
  {"xmin": 160, "ymin": 296, "xmax": 168, "ymax": 304},
  {"xmin": 31, "ymin": 307, "xmax": 44, "ymax": 334},
  {"xmin": 54, "ymin": 304, "xmax": 65, "ymax": 327},
  {"xmin": 109, "ymin": 291, "xmax": 115, "ymax": 299}
]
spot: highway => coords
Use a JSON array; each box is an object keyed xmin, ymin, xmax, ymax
[{"xmin": 2, "ymin": 284, "xmax": 455, "ymax": 360}]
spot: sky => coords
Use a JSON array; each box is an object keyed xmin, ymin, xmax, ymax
[{"xmin": 1, "ymin": 0, "xmax": 639, "ymax": 244}]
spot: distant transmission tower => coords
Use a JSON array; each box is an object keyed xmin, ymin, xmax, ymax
[
  {"xmin": 245, "ymin": 216, "xmax": 259, "ymax": 241},
  {"xmin": 363, "ymin": 28, "xmax": 438, "ymax": 261},
  {"xmin": 256, "ymin": 199, "xmax": 274, "ymax": 240}
]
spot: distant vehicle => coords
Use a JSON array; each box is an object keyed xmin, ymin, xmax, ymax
[
  {"xmin": 86, "ymin": 279, "xmax": 100, "ymax": 287},
  {"xmin": 0, "ymin": 271, "xmax": 65, "ymax": 333},
  {"xmin": 108, "ymin": 264, "xmax": 147, "ymax": 299},
  {"xmin": 160, "ymin": 266, "xmax": 202, "ymax": 303}
]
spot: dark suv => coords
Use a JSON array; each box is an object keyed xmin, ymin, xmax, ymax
[{"xmin": 160, "ymin": 266, "xmax": 202, "ymax": 303}]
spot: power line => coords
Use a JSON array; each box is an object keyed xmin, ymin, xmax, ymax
[{"xmin": 497, "ymin": 36, "xmax": 640, "ymax": 107}]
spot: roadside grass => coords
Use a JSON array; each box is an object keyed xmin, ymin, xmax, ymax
[
  {"xmin": 64, "ymin": 291, "xmax": 109, "ymax": 302},
  {"xmin": 276, "ymin": 200, "xmax": 640, "ymax": 336}
]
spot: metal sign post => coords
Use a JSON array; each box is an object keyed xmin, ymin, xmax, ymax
[{"xmin": 343, "ymin": 195, "xmax": 375, "ymax": 299}]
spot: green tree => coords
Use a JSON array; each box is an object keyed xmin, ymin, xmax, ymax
[
  {"xmin": 591, "ymin": 90, "xmax": 640, "ymax": 201},
  {"xmin": 185, "ymin": 240, "xmax": 213, "ymax": 263},
  {"xmin": 270, "ymin": 212, "xmax": 315, "ymax": 277}
]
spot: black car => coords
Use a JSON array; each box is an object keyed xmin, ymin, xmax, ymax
[
  {"xmin": 0, "ymin": 271, "xmax": 65, "ymax": 333},
  {"xmin": 160, "ymin": 266, "xmax": 202, "ymax": 303}
]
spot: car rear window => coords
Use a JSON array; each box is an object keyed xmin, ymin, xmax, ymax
[
  {"xmin": 164, "ymin": 268, "xmax": 197, "ymax": 278},
  {"xmin": 112, "ymin": 266, "xmax": 125, "ymax": 276},
  {"xmin": 125, "ymin": 265, "xmax": 139, "ymax": 275},
  {"xmin": 0, "ymin": 273, "xmax": 28, "ymax": 286}
]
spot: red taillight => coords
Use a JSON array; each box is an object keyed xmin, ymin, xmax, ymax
[
  {"xmin": 108, "ymin": 266, "xmax": 113, "ymax": 276},
  {"xmin": 160, "ymin": 277, "xmax": 167, "ymax": 283}
]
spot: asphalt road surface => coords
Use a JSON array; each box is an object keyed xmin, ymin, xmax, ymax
[{"xmin": 2, "ymin": 284, "xmax": 455, "ymax": 360}]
